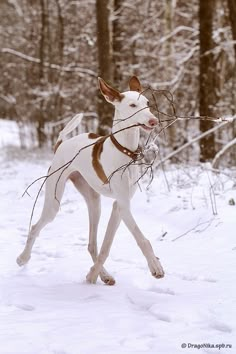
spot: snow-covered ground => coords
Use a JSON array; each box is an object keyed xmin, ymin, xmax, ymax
[{"xmin": 0, "ymin": 120, "xmax": 236, "ymax": 354}]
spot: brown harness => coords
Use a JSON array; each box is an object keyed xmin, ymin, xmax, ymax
[{"xmin": 89, "ymin": 133, "xmax": 142, "ymax": 184}]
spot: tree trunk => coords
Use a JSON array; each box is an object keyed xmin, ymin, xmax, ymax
[
  {"xmin": 164, "ymin": 0, "xmax": 176, "ymax": 148},
  {"xmin": 38, "ymin": 0, "xmax": 46, "ymax": 147},
  {"xmin": 227, "ymin": 0, "xmax": 236, "ymax": 59},
  {"xmin": 113, "ymin": 0, "xmax": 122, "ymax": 86},
  {"xmin": 96, "ymin": 0, "xmax": 114, "ymax": 135},
  {"xmin": 199, "ymin": 0, "xmax": 216, "ymax": 161},
  {"xmin": 227, "ymin": 0, "xmax": 236, "ymax": 162},
  {"xmin": 54, "ymin": 0, "xmax": 64, "ymax": 123}
]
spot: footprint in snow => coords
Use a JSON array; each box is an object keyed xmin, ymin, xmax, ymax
[
  {"xmin": 73, "ymin": 241, "xmax": 87, "ymax": 247},
  {"xmin": 182, "ymin": 275, "xmax": 217, "ymax": 282},
  {"xmin": 171, "ymin": 273, "xmax": 217, "ymax": 283},
  {"xmin": 152, "ymin": 311, "xmax": 171, "ymax": 322},
  {"xmin": 209, "ymin": 321, "xmax": 232, "ymax": 333},
  {"xmin": 202, "ymin": 277, "xmax": 217, "ymax": 283},
  {"xmin": 13, "ymin": 303, "xmax": 35, "ymax": 311},
  {"xmin": 64, "ymin": 209, "xmax": 75, "ymax": 214},
  {"xmin": 181, "ymin": 274, "xmax": 199, "ymax": 281},
  {"xmin": 33, "ymin": 249, "xmax": 63, "ymax": 259},
  {"xmin": 18, "ymin": 227, "xmax": 27, "ymax": 232},
  {"xmin": 148, "ymin": 286, "xmax": 175, "ymax": 296}
]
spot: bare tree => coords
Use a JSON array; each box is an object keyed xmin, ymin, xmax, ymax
[
  {"xmin": 96, "ymin": 0, "xmax": 114, "ymax": 135},
  {"xmin": 1, "ymin": 0, "xmax": 235, "ymax": 163},
  {"xmin": 199, "ymin": 0, "xmax": 216, "ymax": 161},
  {"xmin": 37, "ymin": 0, "xmax": 47, "ymax": 147},
  {"xmin": 164, "ymin": 0, "xmax": 176, "ymax": 147},
  {"xmin": 113, "ymin": 0, "xmax": 123, "ymax": 86},
  {"xmin": 227, "ymin": 0, "xmax": 236, "ymax": 59}
]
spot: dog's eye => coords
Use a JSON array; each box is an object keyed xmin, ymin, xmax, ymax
[
  {"xmin": 130, "ymin": 103, "xmax": 137, "ymax": 108},
  {"xmin": 147, "ymin": 101, "xmax": 150, "ymax": 107}
]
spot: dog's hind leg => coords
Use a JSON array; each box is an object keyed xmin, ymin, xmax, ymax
[
  {"xmin": 70, "ymin": 172, "xmax": 116, "ymax": 285},
  {"xmin": 17, "ymin": 169, "xmax": 68, "ymax": 266}
]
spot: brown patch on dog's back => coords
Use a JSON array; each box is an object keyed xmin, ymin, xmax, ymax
[
  {"xmin": 54, "ymin": 133, "xmax": 100, "ymax": 154},
  {"xmin": 92, "ymin": 136, "xmax": 109, "ymax": 184},
  {"xmin": 54, "ymin": 139, "xmax": 62, "ymax": 153}
]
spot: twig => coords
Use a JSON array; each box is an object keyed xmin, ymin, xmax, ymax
[
  {"xmin": 212, "ymin": 137, "xmax": 236, "ymax": 169},
  {"xmin": 2, "ymin": 47, "xmax": 97, "ymax": 77},
  {"xmin": 156, "ymin": 120, "xmax": 231, "ymax": 168},
  {"xmin": 171, "ymin": 218, "xmax": 215, "ymax": 242},
  {"xmin": 205, "ymin": 169, "xmax": 218, "ymax": 216}
]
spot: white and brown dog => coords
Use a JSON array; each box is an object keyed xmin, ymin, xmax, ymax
[{"xmin": 17, "ymin": 76, "xmax": 164, "ymax": 285}]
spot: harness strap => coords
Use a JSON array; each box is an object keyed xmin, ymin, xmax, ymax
[{"xmin": 90, "ymin": 133, "xmax": 143, "ymax": 184}]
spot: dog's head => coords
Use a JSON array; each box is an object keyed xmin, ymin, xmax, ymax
[{"xmin": 98, "ymin": 76, "xmax": 158, "ymax": 131}]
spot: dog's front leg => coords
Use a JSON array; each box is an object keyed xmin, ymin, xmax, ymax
[
  {"xmin": 113, "ymin": 182, "xmax": 164, "ymax": 280},
  {"xmin": 86, "ymin": 201, "xmax": 121, "ymax": 285},
  {"xmin": 119, "ymin": 201, "xmax": 165, "ymax": 279}
]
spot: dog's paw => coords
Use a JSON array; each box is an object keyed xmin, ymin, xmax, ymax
[
  {"xmin": 86, "ymin": 272, "xmax": 97, "ymax": 284},
  {"xmin": 86, "ymin": 266, "xmax": 99, "ymax": 284},
  {"xmin": 100, "ymin": 268, "xmax": 116, "ymax": 286},
  {"xmin": 149, "ymin": 257, "xmax": 165, "ymax": 279},
  {"xmin": 86, "ymin": 267, "xmax": 115, "ymax": 285},
  {"xmin": 100, "ymin": 274, "xmax": 116, "ymax": 286},
  {"xmin": 16, "ymin": 253, "xmax": 30, "ymax": 267}
]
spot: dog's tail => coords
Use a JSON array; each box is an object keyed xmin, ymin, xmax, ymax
[{"xmin": 54, "ymin": 113, "xmax": 83, "ymax": 153}]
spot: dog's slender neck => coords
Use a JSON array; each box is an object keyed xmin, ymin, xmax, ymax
[{"xmin": 111, "ymin": 109, "xmax": 140, "ymax": 152}]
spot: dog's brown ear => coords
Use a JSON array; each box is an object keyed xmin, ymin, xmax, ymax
[
  {"xmin": 129, "ymin": 76, "xmax": 142, "ymax": 93},
  {"xmin": 98, "ymin": 77, "xmax": 124, "ymax": 103}
]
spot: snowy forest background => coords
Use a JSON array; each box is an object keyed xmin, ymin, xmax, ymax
[
  {"xmin": 0, "ymin": 0, "xmax": 236, "ymax": 167},
  {"xmin": 1, "ymin": 2, "xmax": 236, "ymax": 353}
]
